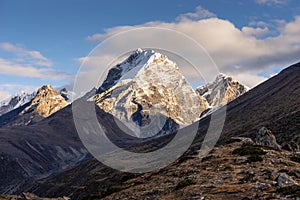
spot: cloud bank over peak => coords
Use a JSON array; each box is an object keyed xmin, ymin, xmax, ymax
[{"xmin": 85, "ymin": 8, "xmax": 300, "ymax": 88}]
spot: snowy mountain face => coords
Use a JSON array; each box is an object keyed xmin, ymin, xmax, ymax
[
  {"xmin": 90, "ymin": 49, "xmax": 208, "ymax": 136},
  {"xmin": 196, "ymin": 73, "xmax": 248, "ymax": 108},
  {"xmin": 0, "ymin": 91, "xmax": 36, "ymax": 116}
]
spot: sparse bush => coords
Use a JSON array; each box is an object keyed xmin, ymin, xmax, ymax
[
  {"xmin": 106, "ymin": 185, "xmax": 124, "ymax": 195},
  {"xmin": 232, "ymin": 145, "xmax": 267, "ymax": 156},
  {"xmin": 239, "ymin": 172, "xmax": 255, "ymax": 183},
  {"xmin": 291, "ymin": 156, "xmax": 300, "ymax": 163},
  {"xmin": 82, "ymin": 194, "xmax": 101, "ymax": 200},
  {"xmin": 175, "ymin": 178, "xmax": 196, "ymax": 190},
  {"xmin": 226, "ymin": 138, "xmax": 242, "ymax": 144},
  {"xmin": 121, "ymin": 173, "xmax": 136, "ymax": 183},
  {"xmin": 99, "ymin": 185, "xmax": 124, "ymax": 197},
  {"xmin": 247, "ymin": 155, "xmax": 263, "ymax": 162},
  {"xmin": 277, "ymin": 185, "xmax": 300, "ymax": 197}
]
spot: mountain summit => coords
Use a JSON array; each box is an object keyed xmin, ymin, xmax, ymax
[
  {"xmin": 22, "ymin": 84, "xmax": 68, "ymax": 118},
  {"xmin": 196, "ymin": 73, "xmax": 248, "ymax": 107},
  {"xmin": 90, "ymin": 49, "xmax": 208, "ymax": 133},
  {"xmin": 0, "ymin": 84, "xmax": 68, "ymax": 127}
]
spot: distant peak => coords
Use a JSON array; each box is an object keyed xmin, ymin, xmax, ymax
[
  {"xmin": 22, "ymin": 84, "xmax": 68, "ymax": 118},
  {"xmin": 216, "ymin": 73, "xmax": 230, "ymax": 79},
  {"xmin": 39, "ymin": 84, "xmax": 54, "ymax": 91}
]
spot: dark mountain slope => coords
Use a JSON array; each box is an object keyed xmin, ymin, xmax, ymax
[
  {"xmin": 0, "ymin": 105, "xmax": 88, "ymax": 194},
  {"xmin": 217, "ymin": 62, "xmax": 300, "ymax": 144}
]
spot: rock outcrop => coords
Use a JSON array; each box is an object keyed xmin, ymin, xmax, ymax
[
  {"xmin": 23, "ymin": 85, "xmax": 68, "ymax": 118},
  {"xmin": 276, "ymin": 173, "xmax": 298, "ymax": 187},
  {"xmin": 254, "ymin": 127, "xmax": 281, "ymax": 150}
]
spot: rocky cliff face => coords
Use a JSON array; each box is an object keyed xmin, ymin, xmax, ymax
[
  {"xmin": 22, "ymin": 85, "xmax": 68, "ymax": 118},
  {"xmin": 90, "ymin": 49, "xmax": 208, "ymax": 133},
  {"xmin": 197, "ymin": 73, "xmax": 248, "ymax": 107}
]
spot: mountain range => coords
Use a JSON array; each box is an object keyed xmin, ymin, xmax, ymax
[{"xmin": 0, "ymin": 49, "xmax": 298, "ymax": 199}]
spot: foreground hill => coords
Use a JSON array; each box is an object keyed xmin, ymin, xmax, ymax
[{"xmin": 0, "ymin": 105, "xmax": 88, "ymax": 194}]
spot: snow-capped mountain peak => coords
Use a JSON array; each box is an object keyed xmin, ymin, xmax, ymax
[
  {"xmin": 97, "ymin": 49, "xmax": 176, "ymax": 93},
  {"xmin": 196, "ymin": 73, "xmax": 249, "ymax": 107},
  {"xmin": 0, "ymin": 91, "xmax": 36, "ymax": 116},
  {"xmin": 91, "ymin": 49, "xmax": 208, "ymax": 137}
]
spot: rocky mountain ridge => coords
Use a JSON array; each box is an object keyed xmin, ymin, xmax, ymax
[{"xmin": 197, "ymin": 73, "xmax": 248, "ymax": 108}]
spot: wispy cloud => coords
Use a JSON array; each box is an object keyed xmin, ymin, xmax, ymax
[
  {"xmin": 0, "ymin": 58, "xmax": 72, "ymax": 80},
  {"xmin": 255, "ymin": 0, "xmax": 287, "ymax": 6},
  {"xmin": 0, "ymin": 42, "xmax": 52, "ymax": 67},
  {"xmin": 0, "ymin": 42, "xmax": 72, "ymax": 84},
  {"xmin": 0, "ymin": 90, "xmax": 11, "ymax": 101},
  {"xmin": 176, "ymin": 6, "xmax": 217, "ymax": 22},
  {"xmin": 0, "ymin": 83, "xmax": 39, "ymax": 101}
]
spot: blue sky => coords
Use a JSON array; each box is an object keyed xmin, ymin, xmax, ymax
[{"xmin": 0, "ymin": 0, "xmax": 300, "ymax": 100}]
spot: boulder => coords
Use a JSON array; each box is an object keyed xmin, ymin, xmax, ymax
[
  {"xmin": 276, "ymin": 173, "xmax": 298, "ymax": 187},
  {"xmin": 282, "ymin": 141, "xmax": 299, "ymax": 152},
  {"xmin": 254, "ymin": 127, "xmax": 281, "ymax": 150}
]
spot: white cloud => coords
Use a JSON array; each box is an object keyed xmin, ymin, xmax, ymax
[
  {"xmin": 0, "ymin": 83, "xmax": 40, "ymax": 101},
  {"xmin": 0, "ymin": 42, "xmax": 72, "ymax": 88},
  {"xmin": 232, "ymin": 73, "xmax": 267, "ymax": 88},
  {"xmin": 0, "ymin": 42, "xmax": 52, "ymax": 67},
  {"xmin": 255, "ymin": 0, "xmax": 286, "ymax": 5},
  {"xmin": 0, "ymin": 90, "xmax": 11, "ymax": 102},
  {"xmin": 176, "ymin": 6, "xmax": 216, "ymax": 22},
  {"xmin": 242, "ymin": 26, "xmax": 270, "ymax": 37},
  {"xmin": 249, "ymin": 21, "xmax": 269, "ymax": 27},
  {"xmin": 85, "ymin": 12, "xmax": 300, "ymax": 88},
  {"xmin": 0, "ymin": 58, "xmax": 72, "ymax": 80}
]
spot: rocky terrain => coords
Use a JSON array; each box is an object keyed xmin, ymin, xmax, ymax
[
  {"xmin": 10, "ymin": 128, "xmax": 300, "ymax": 200},
  {"xmin": 99, "ymin": 128, "xmax": 300, "ymax": 200}
]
